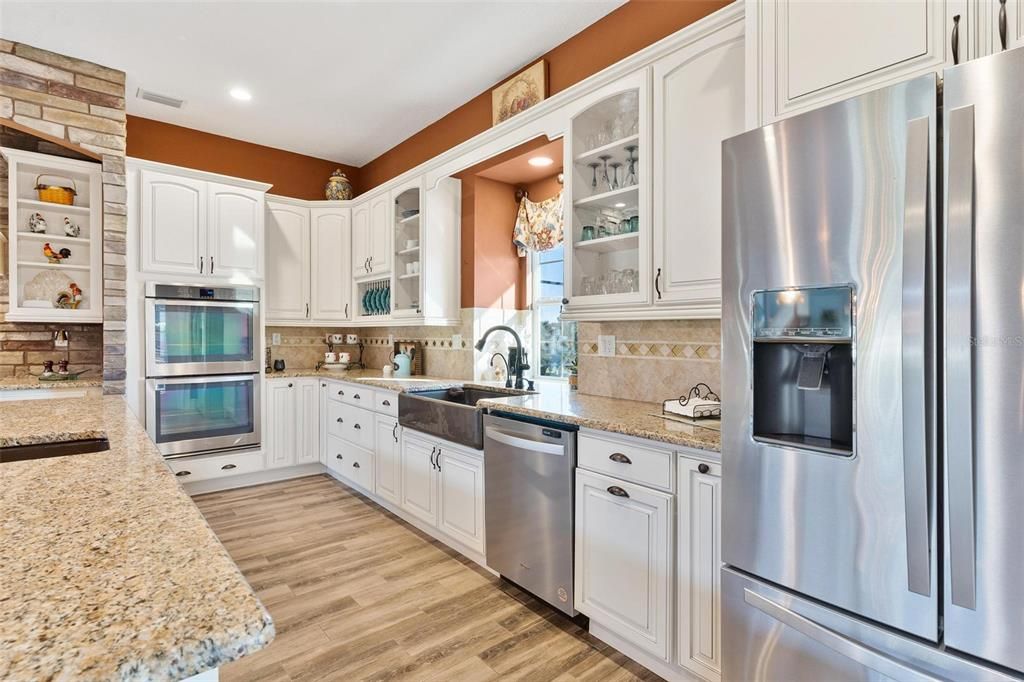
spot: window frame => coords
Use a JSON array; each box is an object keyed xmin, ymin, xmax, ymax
[{"xmin": 529, "ymin": 244, "xmax": 575, "ymax": 383}]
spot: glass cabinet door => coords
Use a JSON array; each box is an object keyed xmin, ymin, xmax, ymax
[
  {"xmin": 147, "ymin": 300, "xmax": 257, "ymax": 376},
  {"xmin": 564, "ymin": 71, "xmax": 651, "ymax": 310},
  {"xmin": 392, "ymin": 183, "xmax": 422, "ymax": 317}
]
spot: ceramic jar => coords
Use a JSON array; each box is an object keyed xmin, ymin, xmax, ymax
[{"xmin": 325, "ymin": 169, "xmax": 353, "ymax": 200}]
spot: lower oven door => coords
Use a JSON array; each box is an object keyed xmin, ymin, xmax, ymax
[{"xmin": 146, "ymin": 374, "xmax": 260, "ymax": 457}]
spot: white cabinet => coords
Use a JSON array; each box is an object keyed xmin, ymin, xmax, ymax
[
  {"xmin": 351, "ymin": 200, "xmax": 371, "ymax": 277},
  {"xmin": 265, "ymin": 201, "xmax": 311, "ymax": 321},
  {"xmin": 575, "ymin": 468, "xmax": 673, "ymax": 661},
  {"xmin": 400, "ymin": 431, "xmax": 438, "ymax": 525},
  {"xmin": 140, "ymin": 169, "xmax": 205, "ymax": 276},
  {"xmin": 207, "ymin": 182, "xmax": 263, "ymax": 278},
  {"xmin": 437, "ymin": 446, "xmax": 486, "ymax": 554},
  {"xmin": 139, "ymin": 168, "xmax": 266, "ymax": 279},
  {"xmin": 749, "ymin": 0, "xmax": 970, "ymax": 126},
  {"xmin": 980, "ymin": 0, "xmax": 1024, "ymax": 53},
  {"xmin": 375, "ymin": 415, "xmax": 402, "ymax": 506},
  {"xmin": 676, "ymin": 456, "xmax": 722, "ymax": 681},
  {"xmin": 353, "ymin": 192, "xmax": 391, "ymax": 277},
  {"xmin": 310, "ymin": 207, "xmax": 352, "ymax": 321},
  {"xmin": 652, "ymin": 18, "xmax": 744, "ymax": 317},
  {"xmin": 265, "ymin": 377, "xmax": 318, "ymax": 469}
]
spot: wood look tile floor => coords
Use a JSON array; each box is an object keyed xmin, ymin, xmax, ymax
[{"xmin": 194, "ymin": 475, "xmax": 663, "ymax": 682}]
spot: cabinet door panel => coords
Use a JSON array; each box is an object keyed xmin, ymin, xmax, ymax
[
  {"xmin": 368, "ymin": 193, "xmax": 391, "ymax": 273},
  {"xmin": 400, "ymin": 434, "xmax": 437, "ymax": 525},
  {"xmin": 575, "ymin": 469, "xmax": 672, "ymax": 660},
  {"xmin": 352, "ymin": 203, "xmax": 370, "ymax": 276},
  {"xmin": 437, "ymin": 447, "xmax": 485, "ymax": 554},
  {"xmin": 296, "ymin": 380, "xmax": 319, "ymax": 464},
  {"xmin": 140, "ymin": 170, "xmax": 205, "ymax": 275},
  {"xmin": 654, "ymin": 22, "xmax": 744, "ymax": 312},
  {"xmin": 677, "ymin": 457, "xmax": 722, "ymax": 681},
  {"xmin": 375, "ymin": 416, "xmax": 402, "ymax": 505},
  {"xmin": 311, "ymin": 208, "xmax": 351, "ymax": 321},
  {"xmin": 208, "ymin": 183, "xmax": 262, "ymax": 278},
  {"xmin": 265, "ymin": 380, "xmax": 297, "ymax": 469},
  {"xmin": 265, "ymin": 202, "xmax": 310, "ymax": 320}
]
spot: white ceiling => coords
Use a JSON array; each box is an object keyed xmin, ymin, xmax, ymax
[{"xmin": 0, "ymin": 1, "xmax": 625, "ymax": 166}]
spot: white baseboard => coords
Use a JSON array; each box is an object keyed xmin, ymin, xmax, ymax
[
  {"xmin": 182, "ymin": 463, "xmax": 324, "ymax": 494},
  {"xmin": 589, "ymin": 622, "xmax": 701, "ymax": 682}
]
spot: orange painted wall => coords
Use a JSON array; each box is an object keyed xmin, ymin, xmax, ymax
[
  {"xmin": 359, "ymin": 0, "xmax": 730, "ymax": 189},
  {"xmin": 468, "ymin": 176, "xmax": 524, "ymax": 310},
  {"xmin": 126, "ymin": 116, "xmax": 359, "ymax": 200},
  {"xmin": 526, "ymin": 172, "xmax": 563, "ymax": 203}
]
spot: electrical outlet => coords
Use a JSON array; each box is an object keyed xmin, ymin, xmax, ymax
[
  {"xmin": 388, "ymin": 333, "xmax": 394, "ymax": 347},
  {"xmin": 597, "ymin": 335, "xmax": 616, "ymax": 357},
  {"xmin": 271, "ymin": 333, "xmax": 281, "ymax": 346},
  {"xmin": 451, "ymin": 333, "xmax": 463, "ymax": 349},
  {"xmin": 54, "ymin": 331, "xmax": 69, "ymax": 348}
]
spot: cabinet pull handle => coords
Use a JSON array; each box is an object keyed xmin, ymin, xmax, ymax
[
  {"xmin": 430, "ymin": 446, "xmax": 438, "ymax": 470},
  {"xmin": 655, "ymin": 268, "xmax": 662, "ymax": 300},
  {"xmin": 607, "ymin": 485, "xmax": 629, "ymax": 498},
  {"xmin": 436, "ymin": 449, "xmax": 442, "ymax": 470},
  {"xmin": 336, "ymin": 454, "xmax": 343, "ymax": 460},
  {"xmin": 382, "ymin": 399, "xmax": 391, "ymax": 406},
  {"xmin": 336, "ymin": 417, "xmax": 343, "ymax": 423},
  {"xmin": 392, "ymin": 422, "xmax": 399, "ymax": 442},
  {"xmin": 609, "ymin": 452, "xmax": 632, "ymax": 464},
  {"xmin": 353, "ymin": 393, "xmax": 361, "ymax": 400},
  {"xmin": 321, "ymin": 383, "xmax": 326, "ymax": 388},
  {"xmin": 175, "ymin": 470, "xmax": 191, "ymax": 477},
  {"xmin": 338, "ymin": 390, "xmax": 344, "ymax": 396},
  {"xmin": 698, "ymin": 463, "xmax": 710, "ymax": 474},
  {"xmin": 345, "ymin": 303, "xmax": 349, "ymax": 317},
  {"xmin": 354, "ymin": 423, "xmax": 361, "ymax": 430},
  {"xmin": 1000, "ymin": 0, "xmax": 1008, "ymax": 50},
  {"xmin": 199, "ymin": 258, "xmax": 203, "ymax": 274},
  {"xmin": 305, "ymin": 302, "xmax": 310, "ymax": 318},
  {"xmin": 353, "ymin": 461, "xmax": 361, "ymax": 469},
  {"xmin": 210, "ymin": 256, "xmax": 214, "ymax": 273},
  {"xmin": 221, "ymin": 463, "xmax": 237, "ymax": 470},
  {"xmin": 952, "ymin": 14, "xmax": 961, "ymax": 64}
]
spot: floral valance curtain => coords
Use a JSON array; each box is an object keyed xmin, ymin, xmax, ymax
[{"xmin": 513, "ymin": 190, "xmax": 564, "ymax": 256}]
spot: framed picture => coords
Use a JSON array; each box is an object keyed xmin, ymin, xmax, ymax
[{"xmin": 492, "ymin": 60, "xmax": 547, "ymax": 125}]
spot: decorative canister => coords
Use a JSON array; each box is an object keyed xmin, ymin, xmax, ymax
[{"xmin": 325, "ymin": 169, "xmax": 353, "ymax": 200}]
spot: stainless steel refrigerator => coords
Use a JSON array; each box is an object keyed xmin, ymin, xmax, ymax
[{"xmin": 721, "ymin": 46, "xmax": 1024, "ymax": 681}]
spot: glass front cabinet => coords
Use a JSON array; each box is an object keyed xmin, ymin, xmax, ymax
[{"xmin": 563, "ymin": 70, "xmax": 651, "ymax": 312}]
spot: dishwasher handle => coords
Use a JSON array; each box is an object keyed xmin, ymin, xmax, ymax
[{"xmin": 485, "ymin": 427, "xmax": 566, "ymax": 456}]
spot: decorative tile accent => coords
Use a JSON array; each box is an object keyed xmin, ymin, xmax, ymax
[{"xmin": 579, "ymin": 339, "xmax": 720, "ymax": 360}]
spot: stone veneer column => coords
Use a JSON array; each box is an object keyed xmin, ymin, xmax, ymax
[{"xmin": 0, "ymin": 39, "xmax": 127, "ymax": 394}]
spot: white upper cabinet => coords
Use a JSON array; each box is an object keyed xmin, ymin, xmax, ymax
[
  {"xmin": 749, "ymin": 0, "xmax": 970, "ymax": 126},
  {"xmin": 652, "ymin": 17, "xmax": 745, "ymax": 317},
  {"xmin": 353, "ymin": 191, "xmax": 391, "ymax": 277},
  {"xmin": 310, "ymin": 207, "xmax": 352, "ymax": 321},
  {"xmin": 265, "ymin": 201, "xmax": 311, "ymax": 321},
  {"xmin": 351, "ymin": 199, "xmax": 371, "ymax": 277},
  {"xmin": 979, "ymin": 0, "xmax": 1024, "ymax": 53},
  {"xmin": 140, "ymin": 169, "xmax": 206, "ymax": 276},
  {"xmin": 207, "ymin": 182, "xmax": 263, "ymax": 278},
  {"xmin": 139, "ymin": 167, "xmax": 267, "ymax": 279}
]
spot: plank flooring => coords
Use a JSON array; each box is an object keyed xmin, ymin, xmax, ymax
[{"xmin": 194, "ymin": 475, "xmax": 664, "ymax": 682}]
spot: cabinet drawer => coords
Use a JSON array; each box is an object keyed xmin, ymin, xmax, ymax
[
  {"xmin": 168, "ymin": 450, "xmax": 263, "ymax": 483},
  {"xmin": 374, "ymin": 389, "xmax": 399, "ymax": 417},
  {"xmin": 343, "ymin": 404, "xmax": 376, "ymax": 450},
  {"xmin": 578, "ymin": 431, "xmax": 674, "ymax": 492},
  {"xmin": 325, "ymin": 399, "xmax": 346, "ymax": 439},
  {"xmin": 339, "ymin": 382, "xmax": 372, "ymax": 408},
  {"xmin": 325, "ymin": 434, "xmax": 373, "ymax": 491}
]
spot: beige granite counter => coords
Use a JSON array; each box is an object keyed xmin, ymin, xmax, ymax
[
  {"xmin": 478, "ymin": 384, "xmax": 721, "ymax": 453},
  {"xmin": 264, "ymin": 367, "xmax": 476, "ymax": 393},
  {"xmin": 0, "ymin": 375, "xmax": 104, "ymax": 391},
  {"xmin": 0, "ymin": 396, "xmax": 273, "ymax": 680}
]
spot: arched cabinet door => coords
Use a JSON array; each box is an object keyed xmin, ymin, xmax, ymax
[
  {"xmin": 140, "ymin": 169, "xmax": 206, "ymax": 276},
  {"xmin": 208, "ymin": 182, "xmax": 263, "ymax": 279}
]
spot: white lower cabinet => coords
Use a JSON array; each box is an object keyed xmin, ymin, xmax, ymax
[
  {"xmin": 676, "ymin": 455, "xmax": 722, "ymax": 681},
  {"xmin": 375, "ymin": 415, "xmax": 402, "ymax": 506},
  {"xmin": 400, "ymin": 432, "xmax": 440, "ymax": 525},
  {"xmin": 575, "ymin": 468, "xmax": 673, "ymax": 661},
  {"xmin": 437, "ymin": 446, "xmax": 485, "ymax": 555},
  {"xmin": 265, "ymin": 377, "xmax": 319, "ymax": 469}
]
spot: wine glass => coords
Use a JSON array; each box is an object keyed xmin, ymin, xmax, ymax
[
  {"xmin": 598, "ymin": 154, "xmax": 612, "ymax": 192},
  {"xmin": 624, "ymin": 145, "xmax": 638, "ymax": 186},
  {"xmin": 588, "ymin": 162, "xmax": 600, "ymax": 191},
  {"xmin": 609, "ymin": 162, "xmax": 622, "ymax": 190}
]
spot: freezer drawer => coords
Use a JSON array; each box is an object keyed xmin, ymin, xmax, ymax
[{"xmin": 722, "ymin": 568, "xmax": 1016, "ymax": 682}]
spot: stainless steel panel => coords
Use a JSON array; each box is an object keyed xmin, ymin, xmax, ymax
[
  {"xmin": 722, "ymin": 74, "xmax": 939, "ymax": 638},
  {"xmin": 483, "ymin": 414, "xmax": 576, "ymax": 616},
  {"xmin": 145, "ymin": 281, "xmax": 259, "ymax": 301},
  {"xmin": 146, "ymin": 374, "xmax": 260, "ymax": 457},
  {"xmin": 722, "ymin": 568, "xmax": 1018, "ymax": 682},
  {"xmin": 943, "ymin": 47, "xmax": 1024, "ymax": 673}
]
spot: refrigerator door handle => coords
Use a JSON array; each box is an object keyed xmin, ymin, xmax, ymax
[
  {"xmin": 946, "ymin": 104, "xmax": 977, "ymax": 610},
  {"xmin": 901, "ymin": 115, "xmax": 932, "ymax": 597},
  {"xmin": 743, "ymin": 589, "xmax": 942, "ymax": 682}
]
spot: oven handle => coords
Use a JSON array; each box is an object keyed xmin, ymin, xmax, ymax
[
  {"xmin": 147, "ymin": 374, "xmax": 258, "ymax": 388},
  {"xmin": 484, "ymin": 427, "xmax": 565, "ymax": 456},
  {"xmin": 150, "ymin": 299, "xmax": 257, "ymax": 310}
]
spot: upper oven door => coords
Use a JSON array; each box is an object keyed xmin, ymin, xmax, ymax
[{"xmin": 146, "ymin": 298, "xmax": 259, "ymax": 377}]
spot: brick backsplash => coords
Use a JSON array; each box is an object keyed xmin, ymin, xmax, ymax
[{"xmin": 0, "ymin": 39, "xmax": 126, "ymax": 391}]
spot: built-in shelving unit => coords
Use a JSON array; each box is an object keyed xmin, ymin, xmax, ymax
[
  {"xmin": 1, "ymin": 147, "xmax": 103, "ymax": 323},
  {"xmin": 392, "ymin": 183, "xmax": 422, "ymax": 317}
]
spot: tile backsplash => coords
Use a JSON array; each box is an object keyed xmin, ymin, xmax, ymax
[{"xmin": 577, "ymin": 319, "xmax": 721, "ymax": 403}]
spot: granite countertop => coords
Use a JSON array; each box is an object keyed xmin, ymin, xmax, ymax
[
  {"xmin": 0, "ymin": 375, "xmax": 105, "ymax": 391},
  {"xmin": 0, "ymin": 396, "xmax": 274, "ymax": 680},
  {"xmin": 266, "ymin": 368, "xmax": 720, "ymax": 452}
]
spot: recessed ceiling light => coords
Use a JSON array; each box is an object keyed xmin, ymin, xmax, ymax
[
  {"xmin": 230, "ymin": 87, "xmax": 252, "ymax": 102},
  {"xmin": 614, "ymin": 202, "xmax": 626, "ymax": 208},
  {"xmin": 528, "ymin": 156, "xmax": 553, "ymax": 167}
]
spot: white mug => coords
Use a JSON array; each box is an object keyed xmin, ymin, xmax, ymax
[
  {"xmin": 329, "ymin": 333, "xmax": 344, "ymax": 345},
  {"xmin": 337, "ymin": 352, "xmax": 351, "ymax": 364},
  {"xmin": 325, "ymin": 352, "xmax": 338, "ymax": 363},
  {"xmin": 382, "ymin": 364, "xmax": 394, "ymax": 377},
  {"xmin": 406, "ymin": 262, "xmax": 414, "ymax": 275},
  {"xmin": 345, "ymin": 334, "xmax": 359, "ymax": 345}
]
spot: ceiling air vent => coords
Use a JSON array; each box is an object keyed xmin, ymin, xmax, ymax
[{"xmin": 136, "ymin": 88, "xmax": 185, "ymax": 109}]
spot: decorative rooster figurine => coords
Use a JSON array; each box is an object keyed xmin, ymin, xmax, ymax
[
  {"xmin": 43, "ymin": 243, "xmax": 72, "ymax": 264},
  {"xmin": 63, "ymin": 217, "xmax": 81, "ymax": 237}
]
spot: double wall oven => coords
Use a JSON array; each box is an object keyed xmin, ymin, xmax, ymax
[{"xmin": 145, "ymin": 283, "xmax": 261, "ymax": 458}]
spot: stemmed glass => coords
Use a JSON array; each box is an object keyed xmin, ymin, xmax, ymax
[
  {"xmin": 588, "ymin": 162, "xmax": 600, "ymax": 191},
  {"xmin": 624, "ymin": 145, "xmax": 638, "ymax": 186},
  {"xmin": 609, "ymin": 162, "xmax": 622, "ymax": 191},
  {"xmin": 598, "ymin": 154, "xmax": 612, "ymax": 192}
]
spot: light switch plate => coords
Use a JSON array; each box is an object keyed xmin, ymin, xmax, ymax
[
  {"xmin": 451, "ymin": 334, "xmax": 463, "ymax": 349},
  {"xmin": 271, "ymin": 333, "xmax": 281, "ymax": 346},
  {"xmin": 388, "ymin": 334, "xmax": 395, "ymax": 347},
  {"xmin": 597, "ymin": 335, "xmax": 616, "ymax": 357}
]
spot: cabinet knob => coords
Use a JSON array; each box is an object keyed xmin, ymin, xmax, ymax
[
  {"xmin": 175, "ymin": 470, "xmax": 191, "ymax": 477},
  {"xmin": 336, "ymin": 454, "xmax": 343, "ymax": 460},
  {"xmin": 338, "ymin": 390, "xmax": 344, "ymax": 396},
  {"xmin": 221, "ymin": 463, "xmax": 237, "ymax": 470},
  {"xmin": 353, "ymin": 423, "xmax": 362, "ymax": 430},
  {"xmin": 336, "ymin": 417, "xmax": 343, "ymax": 423},
  {"xmin": 353, "ymin": 393, "xmax": 361, "ymax": 400},
  {"xmin": 609, "ymin": 452, "xmax": 632, "ymax": 465},
  {"xmin": 352, "ymin": 462, "xmax": 361, "ymax": 469},
  {"xmin": 288, "ymin": 383, "xmax": 293, "ymax": 388},
  {"xmin": 607, "ymin": 485, "xmax": 629, "ymax": 498},
  {"xmin": 562, "ymin": 297, "xmax": 569, "ymax": 305},
  {"xmin": 698, "ymin": 463, "xmax": 710, "ymax": 474}
]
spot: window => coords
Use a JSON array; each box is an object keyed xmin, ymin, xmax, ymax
[{"xmin": 531, "ymin": 244, "xmax": 577, "ymax": 380}]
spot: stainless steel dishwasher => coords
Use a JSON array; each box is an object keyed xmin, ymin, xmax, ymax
[{"xmin": 483, "ymin": 412, "xmax": 578, "ymax": 617}]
